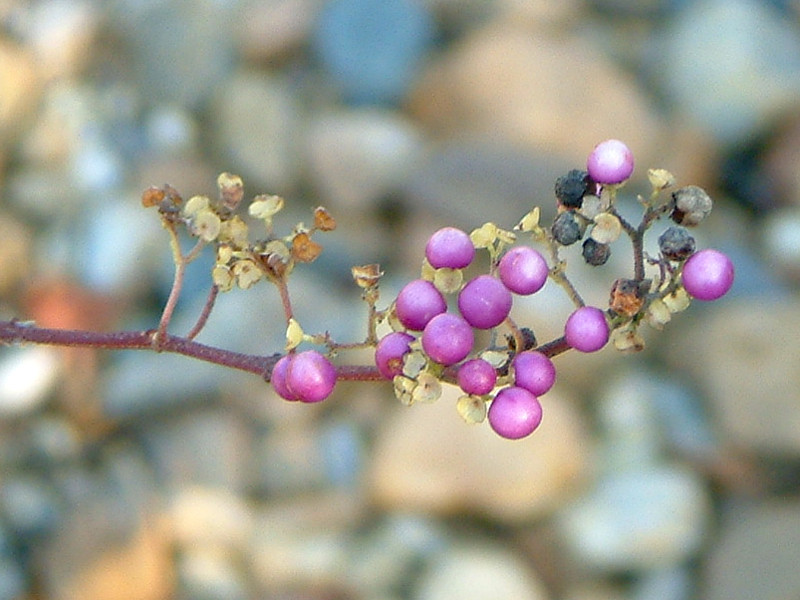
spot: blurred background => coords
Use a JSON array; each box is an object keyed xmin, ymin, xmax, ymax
[{"xmin": 1, "ymin": 0, "xmax": 800, "ymax": 598}]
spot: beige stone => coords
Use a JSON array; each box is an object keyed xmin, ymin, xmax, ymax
[{"xmin": 368, "ymin": 383, "xmax": 591, "ymax": 523}]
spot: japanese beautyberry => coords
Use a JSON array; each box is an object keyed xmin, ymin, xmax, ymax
[
  {"xmin": 564, "ymin": 306, "xmax": 609, "ymax": 352},
  {"xmin": 681, "ymin": 248, "xmax": 734, "ymax": 301},
  {"xmin": 488, "ymin": 386, "xmax": 543, "ymax": 440},
  {"xmin": 425, "ymin": 227, "xmax": 475, "ymax": 269},
  {"xmin": 587, "ymin": 139, "xmax": 634, "ymax": 184}
]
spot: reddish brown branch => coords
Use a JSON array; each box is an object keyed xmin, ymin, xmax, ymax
[{"xmin": 0, "ymin": 320, "xmax": 385, "ymax": 382}]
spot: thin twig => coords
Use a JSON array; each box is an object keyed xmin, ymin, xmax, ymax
[{"xmin": 186, "ymin": 285, "xmax": 219, "ymax": 340}]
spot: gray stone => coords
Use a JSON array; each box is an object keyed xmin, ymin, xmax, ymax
[
  {"xmin": 701, "ymin": 500, "xmax": 800, "ymax": 600},
  {"xmin": 666, "ymin": 298, "xmax": 800, "ymax": 455},
  {"xmin": 648, "ymin": 0, "xmax": 800, "ymax": 144},
  {"xmin": 305, "ymin": 109, "xmax": 424, "ymax": 210},
  {"xmin": 556, "ymin": 465, "xmax": 710, "ymax": 571},
  {"xmin": 211, "ymin": 70, "xmax": 301, "ymax": 192}
]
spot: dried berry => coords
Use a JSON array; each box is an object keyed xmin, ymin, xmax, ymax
[
  {"xmin": 671, "ymin": 185, "xmax": 712, "ymax": 226},
  {"xmin": 609, "ymin": 278, "xmax": 647, "ymax": 317},
  {"xmin": 551, "ymin": 210, "xmax": 584, "ymax": 246},
  {"xmin": 658, "ymin": 226, "xmax": 696, "ymax": 261},
  {"xmin": 554, "ymin": 169, "xmax": 589, "ymax": 208},
  {"xmin": 582, "ymin": 238, "xmax": 611, "ymax": 266}
]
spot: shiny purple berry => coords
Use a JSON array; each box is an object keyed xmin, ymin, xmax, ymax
[
  {"xmin": 587, "ymin": 139, "xmax": 634, "ymax": 184},
  {"xmin": 564, "ymin": 306, "xmax": 609, "ymax": 352},
  {"xmin": 395, "ymin": 279, "xmax": 447, "ymax": 331},
  {"xmin": 285, "ymin": 350, "xmax": 337, "ymax": 403},
  {"xmin": 458, "ymin": 275, "xmax": 513, "ymax": 329},
  {"xmin": 375, "ymin": 331, "xmax": 415, "ymax": 379},
  {"xmin": 488, "ymin": 386, "xmax": 543, "ymax": 440},
  {"xmin": 425, "ymin": 227, "xmax": 475, "ymax": 269},
  {"xmin": 271, "ymin": 354, "xmax": 297, "ymax": 401},
  {"xmin": 681, "ymin": 248, "xmax": 734, "ymax": 301},
  {"xmin": 498, "ymin": 246, "xmax": 549, "ymax": 295},
  {"xmin": 511, "ymin": 351, "xmax": 556, "ymax": 396},
  {"xmin": 421, "ymin": 312, "xmax": 474, "ymax": 366},
  {"xmin": 457, "ymin": 358, "xmax": 497, "ymax": 396}
]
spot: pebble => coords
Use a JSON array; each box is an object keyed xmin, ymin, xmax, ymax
[
  {"xmin": 168, "ymin": 486, "xmax": 253, "ymax": 550},
  {"xmin": 368, "ymin": 383, "xmax": 591, "ymax": 522},
  {"xmin": 304, "ymin": 108, "xmax": 424, "ymax": 210},
  {"xmin": 0, "ymin": 347, "xmax": 61, "ymax": 418},
  {"xmin": 648, "ymin": 0, "xmax": 800, "ymax": 145},
  {"xmin": 211, "ymin": 70, "xmax": 302, "ymax": 192},
  {"xmin": 236, "ymin": 0, "xmax": 321, "ymax": 62},
  {"xmin": 177, "ymin": 548, "xmax": 249, "ymax": 600},
  {"xmin": 408, "ymin": 22, "xmax": 664, "ymax": 170},
  {"xmin": 0, "ymin": 474, "xmax": 62, "ymax": 539},
  {"xmin": 701, "ymin": 500, "xmax": 800, "ymax": 600},
  {"xmin": 0, "ymin": 39, "xmax": 41, "ymax": 141},
  {"xmin": 665, "ymin": 298, "xmax": 800, "ymax": 455},
  {"xmin": 556, "ymin": 464, "xmax": 710, "ymax": 571},
  {"xmin": 345, "ymin": 514, "xmax": 449, "ymax": 595},
  {"xmin": 312, "ymin": 0, "xmax": 436, "ymax": 105},
  {"xmin": 108, "ymin": 0, "xmax": 237, "ymax": 108},
  {"xmin": 413, "ymin": 541, "xmax": 550, "ymax": 600}
]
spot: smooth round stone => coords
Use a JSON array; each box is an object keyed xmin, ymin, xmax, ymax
[
  {"xmin": 648, "ymin": 0, "xmax": 800, "ymax": 144},
  {"xmin": 0, "ymin": 347, "xmax": 61, "ymax": 418},
  {"xmin": 212, "ymin": 70, "xmax": 301, "ymax": 190},
  {"xmin": 368, "ymin": 384, "xmax": 591, "ymax": 522},
  {"xmin": 665, "ymin": 298, "xmax": 800, "ymax": 455},
  {"xmin": 556, "ymin": 465, "xmax": 709, "ymax": 570},
  {"xmin": 702, "ymin": 501, "xmax": 800, "ymax": 600},
  {"xmin": 305, "ymin": 109, "xmax": 423, "ymax": 209},
  {"xmin": 413, "ymin": 542, "xmax": 549, "ymax": 600},
  {"xmin": 313, "ymin": 0, "xmax": 436, "ymax": 104}
]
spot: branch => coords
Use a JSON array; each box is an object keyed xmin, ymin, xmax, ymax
[{"xmin": 0, "ymin": 320, "xmax": 385, "ymax": 382}]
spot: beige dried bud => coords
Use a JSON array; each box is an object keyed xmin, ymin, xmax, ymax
[
  {"xmin": 285, "ymin": 318, "xmax": 304, "ymax": 351},
  {"xmin": 232, "ymin": 258, "xmax": 262, "ymax": 289},
  {"xmin": 412, "ymin": 372, "xmax": 442, "ymax": 404},
  {"xmin": 212, "ymin": 264, "xmax": 234, "ymax": 292},
  {"xmin": 433, "ymin": 267, "xmax": 463, "ymax": 294},
  {"xmin": 217, "ymin": 172, "xmax": 244, "ymax": 211},
  {"xmin": 647, "ymin": 168, "xmax": 676, "ymax": 191},
  {"xmin": 456, "ymin": 394, "xmax": 487, "ymax": 424},
  {"xmin": 249, "ymin": 194, "xmax": 284, "ymax": 219},
  {"xmin": 591, "ymin": 213, "xmax": 622, "ymax": 244}
]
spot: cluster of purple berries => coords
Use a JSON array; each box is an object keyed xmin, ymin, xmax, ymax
[
  {"xmin": 270, "ymin": 139, "xmax": 735, "ymax": 440},
  {"xmin": 374, "ymin": 223, "xmax": 605, "ymax": 440}
]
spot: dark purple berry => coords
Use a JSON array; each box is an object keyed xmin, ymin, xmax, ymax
[
  {"xmin": 658, "ymin": 226, "xmax": 696, "ymax": 261},
  {"xmin": 554, "ymin": 169, "xmax": 589, "ymax": 208},
  {"xmin": 582, "ymin": 238, "xmax": 611, "ymax": 266},
  {"xmin": 551, "ymin": 211, "xmax": 584, "ymax": 246}
]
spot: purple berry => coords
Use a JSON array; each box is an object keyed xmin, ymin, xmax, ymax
[
  {"xmin": 271, "ymin": 354, "xmax": 298, "ymax": 401},
  {"xmin": 564, "ymin": 306, "xmax": 609, "ymax": 352},
  {"xmin": 395, "ymin": 279, "xmax": 447, "ymax": 331},
  {"xmin": 421, "ymin": 312, "xmax": 474, "ymax": 366},
  {"xmin": 375, "ymin": 331, "xmax": 415, "ymax": 379},
  {"xmin": 587, "ymin": 139, "xmax": 634, "ymax": 184},
  {"xmin": 458, "ymin": 275, "xmax": 513, "ymax": 329},
  {"xmin": 285, "ymin": 350, "xmax": 337, "ymax": 403},
  {"xmin": 488, "ymin": 386, "xmax": 543, "ymax": 440},
  {"xmin": 681, "ymin": 248, "xmax": 734, "ymax": 301},
  {"xmin": 425, "ymin": 227, "xmax": 475, "ymax": 269},
  {"xmin": 457, "ymin": 358, "xmax": 497, "ymax": 395},
  {"xmin": 498, "ymin": 246, "xmax": 549, "ymax": 295},
  {"xmin": 511, "ymin": 351, "xmax": 556, "ymax": 396}
]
